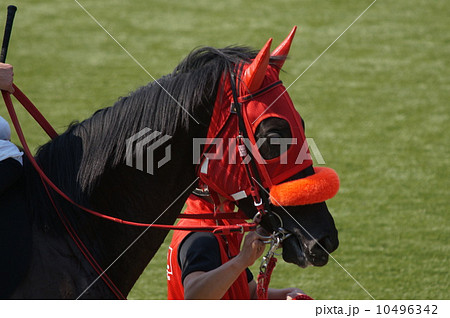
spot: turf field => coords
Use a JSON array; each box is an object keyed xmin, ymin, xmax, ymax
[{"xmin": 1, "ymin": 0, "xmax": 448, "ymax": 299}]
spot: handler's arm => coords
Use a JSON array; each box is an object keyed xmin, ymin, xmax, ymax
[
  {"xmin": 183, "ymin": 231, "xmax": 265, "ymax": 300},
  {"xmin": 0, "ymin": 63, "xmax": 14, "ymax": 93}
]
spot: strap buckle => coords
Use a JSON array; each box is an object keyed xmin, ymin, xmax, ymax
[{"xmin": 259, "ymin": 228, "xmax": 291, "ymax": 273}]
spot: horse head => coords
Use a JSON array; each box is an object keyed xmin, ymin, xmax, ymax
[{"xmin": 198, "ymin": 27, "xmax": 339, "ymax": 268}]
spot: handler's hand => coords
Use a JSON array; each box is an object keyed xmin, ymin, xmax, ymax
[
  {"xmin": 236, "ymin": 231, "xmax": 266, "ymax": 268},
  {"xmin": 285, "ymin": 288, "xmax": 306, "ymax": 300},
  {"xmin": 0, "ymin": 63, "xmax": 14, "ymax": 93}
]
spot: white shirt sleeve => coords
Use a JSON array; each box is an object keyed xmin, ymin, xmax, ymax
[
  {"xmin": 0, "ymin": 115, "xmax": 11, "ymax": 140},
  {"xmin": 0, "ymin": 139, "xmax": 23, "ymax": 165}
]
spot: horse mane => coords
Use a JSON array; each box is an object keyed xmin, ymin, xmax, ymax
[{"xmin": 31, "ymin": 46, "xmax": 260, "ymax": 202}]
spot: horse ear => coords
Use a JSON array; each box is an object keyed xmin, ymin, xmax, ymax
[
  {"xmin": 271, "ymin": 26, "xmax": 297, "ymax": 71},
  {"xmin": 242, "ymin": 38, "xmax": 272, "ymax": 93}
]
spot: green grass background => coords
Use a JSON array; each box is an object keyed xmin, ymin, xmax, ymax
[{"xmin": 1, "ymin": 0, "xmax": 448, "ymax": 299}]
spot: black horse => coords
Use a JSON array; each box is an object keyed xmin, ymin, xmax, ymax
[{"xmin": 1, "ymin": 31, "xmax": 338, "ymax": 299}]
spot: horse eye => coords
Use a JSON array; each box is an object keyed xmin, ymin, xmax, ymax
[
  {"xmin": 255, "ymin": 118, "xmax": 292, "ymax": 160},
  {"xmin": 267, "ymin": 132, "xmax": 282, "ymax": 139},
  {"xmin": 257, "ymin": 131, "xmax": 290, "ymax": 160}
]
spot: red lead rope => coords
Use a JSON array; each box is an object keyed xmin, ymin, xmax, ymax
[
  {"xmin": 257, "ymin": 257, "xmax": 277, "ymax": 300},
  {"xmin": 256, "ymin": 257, "xmax": 313, "ymax": 300}
]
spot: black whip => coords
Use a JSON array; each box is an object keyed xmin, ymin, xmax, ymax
[{"xmin": 0, "ymin": 5, "xmax": 17, "ymax": 63}]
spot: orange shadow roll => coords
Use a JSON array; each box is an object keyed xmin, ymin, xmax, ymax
[{"xmin": 269, "ymin": 167, "xmax": 340, "ymax": 206}]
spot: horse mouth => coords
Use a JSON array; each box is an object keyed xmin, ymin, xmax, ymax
[{"xmin": 282, "ymin": 234, "xmax": 330, "ymax": 268}]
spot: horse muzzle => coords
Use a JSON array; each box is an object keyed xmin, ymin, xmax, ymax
[{"xmin": 282, "ymin": 231, "xmax": 338, "ymax": 268}]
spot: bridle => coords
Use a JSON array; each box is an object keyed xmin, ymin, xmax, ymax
[
  {"xmin": 194, "ymin": 68, "xmax": 301, "ymax": 300},
  {"xmin": 226, "ymin": 68, "xmax": 299, "ymax": 287},
  {"xmin": 218, "ymin": 68, "xmax": 292, "ymax": 235},
  {"xmin": 3, "ymin": 79, "xmax": 289, "ymax": 297}
]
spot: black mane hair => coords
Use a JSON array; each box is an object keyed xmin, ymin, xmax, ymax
[{"xmin": 30, "ymin": 46, "xmax": 260, "ymax": 203}]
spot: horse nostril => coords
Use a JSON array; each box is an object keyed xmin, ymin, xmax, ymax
[
  {"xmin": 308, "ymin": 238, "xmax": 330, "ymax": 266},
  {"xmin": 310, "ymin": 236, "xmax": 333, "ymax": 255},
  {"xmin": 319, "ymin": 237, "xmax": 334, "ymax": 253}
]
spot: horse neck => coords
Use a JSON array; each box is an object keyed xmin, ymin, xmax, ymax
[
  {"xmin": 86, "ymin": 132, "xmax": 201, "ymax": 296},
  {"xmin": 26, "ymin": 60, "xmax": 222, "ymax": 296},
  {"xmin": 29, "ymin": 119, "xmax": 209, "ymax": 297}
]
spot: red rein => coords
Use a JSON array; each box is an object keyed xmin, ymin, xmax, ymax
[
  {"xmin": 2, "ymin": 86, "xmax": 255, "ymax": 299},
  {"xmin": 3, "ymin": 85, "xmax": 255, "ymax": 234},
  {"xmin": 3, "ymin": 85, "xmax": 311, "ymax": 300}
]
